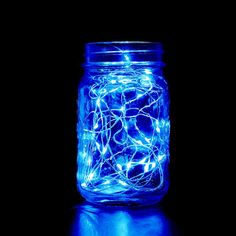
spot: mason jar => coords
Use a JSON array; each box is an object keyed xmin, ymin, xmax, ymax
[{"xmin": 77, "ymin": 41, "xmax": 170, "ymax": 206}]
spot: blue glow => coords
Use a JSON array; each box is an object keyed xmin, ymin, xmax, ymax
[
  {"xmin": 116, "ymin": 163, "xmax": 122, "ymax": 170},
  {"xmin": 77, "ymin": 42, "xmax": 170, "ymax": 205},
  {"xmin": 70, "ymin": 203, "xmax": 178, "ymax": 236},
  {"xmin": 144, "ymin": 68, "xmax": 152, "ymax": 74}
]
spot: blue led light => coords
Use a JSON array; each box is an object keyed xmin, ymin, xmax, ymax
[{"xmin": 77, "ymin": 42, "xmax": 170, "ymax": 205}]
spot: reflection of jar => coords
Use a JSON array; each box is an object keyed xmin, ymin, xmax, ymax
[
  {"xmin": 77, "ymin": 42, "xmax": 170, "ymax": 206},
  {"xmin": 70, "ymin": 203, "xmax": 176, "ymax": 236}
]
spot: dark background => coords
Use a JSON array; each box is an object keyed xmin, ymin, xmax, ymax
[{"xmin": 11, "ymin": 4, "xmax": 232, "ymax": 236}]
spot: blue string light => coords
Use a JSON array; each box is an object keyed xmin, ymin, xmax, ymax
[{"xmin": 77, "ymin": 42, "xmax": 170, "ymax": 203}]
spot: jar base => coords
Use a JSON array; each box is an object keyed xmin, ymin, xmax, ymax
[{"xmin": 79, "ymin": 187, "xmax": 168, "ymax": 207}]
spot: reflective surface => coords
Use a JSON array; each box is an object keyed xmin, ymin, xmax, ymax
[
  {"xmin": 69, "ymin": 203, "xmax": 182, "ymax": 236},
  {"xmin": 77, "ymin": 42, "xmax": 170, "ymax": 205}
]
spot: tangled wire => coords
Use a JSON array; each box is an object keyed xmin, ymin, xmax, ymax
[{"xmin": 78, "ymin": 67, "xmax": 169, "ymax": 195}]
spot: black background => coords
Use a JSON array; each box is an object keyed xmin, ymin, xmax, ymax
[{"xmin": 10, "ymin": 3, "xmax": 232, "ymax": 236}]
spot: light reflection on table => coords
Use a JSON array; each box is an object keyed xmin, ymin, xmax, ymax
[{"xmin": 69, "ymin": 202, "xmax": 182, "ymax": 236}]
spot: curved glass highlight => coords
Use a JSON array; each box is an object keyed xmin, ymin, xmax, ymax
[{"xmin": 77, "ymin": 42, "xmax": 170, "ymax": 205}]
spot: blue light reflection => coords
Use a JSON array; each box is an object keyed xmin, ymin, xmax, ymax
[{"xmin": 70, "ymin": 203, "xmax": 180, "ymax": 236}]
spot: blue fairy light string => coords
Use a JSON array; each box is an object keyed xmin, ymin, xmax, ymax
[{"xmin": 78, "ymin": 66, "xmax": 170, "ymax": 195}]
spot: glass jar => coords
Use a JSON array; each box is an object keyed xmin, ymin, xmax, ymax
[{"xmin": 77, "ymin": 41, "xmax": 170, "ymax": 206}]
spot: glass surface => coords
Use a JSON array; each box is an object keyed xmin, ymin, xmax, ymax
[
  {"xmin": 77, "ymin": 42, "xmax": 170, "ymax": 205},
  {"xmin": 69, "ymin": 203, "xmax": 181, "ymax": 236}
]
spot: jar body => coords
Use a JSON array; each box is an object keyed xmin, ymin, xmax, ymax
[{"xmin": 77, "ymin": 42, "xmax": 170, "ymax": 206}]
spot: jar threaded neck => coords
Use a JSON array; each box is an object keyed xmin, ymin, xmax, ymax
[{"xmin": 85, "ymin": 41, "xmax": 163, "ymax": 66}]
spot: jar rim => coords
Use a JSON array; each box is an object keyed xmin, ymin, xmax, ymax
[
  {"xmin": 86, "ymin": 41, "xmax": 160, "ymax": 45},
  {"xmin": 85, "ymin": 41, "xmax": 163, "ymax": 66},
  {"xmin": 86, "ymin": 41, "xmax": 163, "ymax": 52}
]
